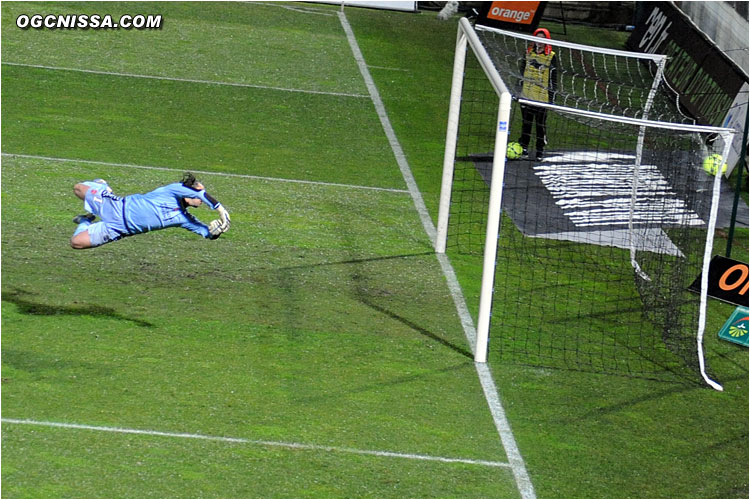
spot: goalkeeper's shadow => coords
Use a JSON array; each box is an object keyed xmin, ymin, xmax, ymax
[{"xmin": 2, "ymin": 287, "xmax": 154, "ymax": 328}]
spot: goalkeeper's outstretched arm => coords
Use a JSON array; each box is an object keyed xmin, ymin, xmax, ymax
[
  {"xmin": 180, "ymin": 173, "xmax": 231, "ymax": 239},
  {"xmin": 182, "ymin": 203, "xmax": 230, "ymax": 240}
]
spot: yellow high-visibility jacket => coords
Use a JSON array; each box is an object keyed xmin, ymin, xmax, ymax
[{"xmin": 521, "ymin": 50, "xmax": 558, "ymax": 103}]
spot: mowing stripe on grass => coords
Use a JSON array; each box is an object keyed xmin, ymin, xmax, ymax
[
  {"xmin": 1, "ymin": 418, "xmax": 511, "ymax": 469},
  {"xmin": 338, "ymin": 11, "xmax": 537, "ymax": 499},
  {"xmin": 0, "ymin": 153, "xmax": 409, "ymax": 194},
  {"xmin": 1, "ymin": 62, "xmax": 369, "ymax": 99}
]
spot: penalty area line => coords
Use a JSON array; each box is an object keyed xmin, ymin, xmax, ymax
[
  {"xmin": 1, "ymin": 152, "xmax": 409, "ymax": 194},
  {"xmin": 1, "ymin": 418, "xmax": 511, "ymax": 469}
]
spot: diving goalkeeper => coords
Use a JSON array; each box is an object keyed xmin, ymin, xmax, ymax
[{"xmin": 70, "ymin": 172, "xmax": 231, "ymax": 249}]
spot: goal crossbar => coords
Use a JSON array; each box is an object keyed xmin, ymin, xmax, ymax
[
  {"xmin": 476, "ymin": 24, "xmax": 668, "ymax": 62},
  {"xmin": 517, "ymin": 98, "xmax": 735, "ymax": 135}
]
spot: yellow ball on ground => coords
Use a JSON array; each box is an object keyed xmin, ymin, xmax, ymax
[
  {"xmin": 507, "ymin": 142, "xmax": 523, "ymax": 160},
  {"xmin": 703, "ymin": 154, "xmax": 727, "ymax": 175}
]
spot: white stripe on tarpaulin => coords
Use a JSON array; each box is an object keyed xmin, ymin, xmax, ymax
[
  {"xmin": 337, "ymin": 10, "xmax": 537, "ymax": 499},
  {"xmin": 535, "ymin": 153, "xmax": 704, "ymax": 228}
]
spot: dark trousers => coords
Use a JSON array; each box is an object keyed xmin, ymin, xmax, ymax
[{"xmin": 519, "ymin": 104, "xmax": 548, "ymax": 154}]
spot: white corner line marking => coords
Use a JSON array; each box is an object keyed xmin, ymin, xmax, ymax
[
  {"xmin": 337, "ymin": 10, "xmax": 537, "ymax": 499},
  {"xmin": 2, "ymin": 62, "xmax": 369, "ymax": 99},
  {"xmin": 1, "ymin": 418, "xmax": 510, "ymax": 469},
  {"xmin": 1, "ymin": 152, "xmax": 409, "ymax": 194}
]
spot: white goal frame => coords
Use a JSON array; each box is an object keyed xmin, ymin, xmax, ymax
[
  {"xmin": 436, "ymin": 18, "xmax": 735, "ymax": 391},
  {"xmin": 435, "ymin": 18, "xmax": 512, "ymax": 364}
]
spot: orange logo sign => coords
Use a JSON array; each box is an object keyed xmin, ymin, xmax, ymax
[
  {"xmin": 486, "ymin": 1, "xmax": 540, "ymax": 25},
  {"xmin": 719, "ymin": 264, "xmax": 749, "ymax": 296}
]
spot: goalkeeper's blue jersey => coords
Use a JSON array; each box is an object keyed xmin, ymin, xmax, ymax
[{"xmin": 96, "ymin": 183, "xmax": 219, "ymax": 238}]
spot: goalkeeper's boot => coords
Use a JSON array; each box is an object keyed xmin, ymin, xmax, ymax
[
  {"xmin": 535, "ymin": 150, "xmax": 544, "ymax": 161},
  {"xmin": 73, "ymin": 213, "xmax": 96, "ymax": 225}
]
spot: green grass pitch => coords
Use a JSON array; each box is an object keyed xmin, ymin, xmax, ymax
[{"xmin": 2, "ymin": 2, "xmax": 748, "ymax": 498}]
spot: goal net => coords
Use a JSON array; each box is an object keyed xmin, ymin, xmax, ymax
[{"xmin": 436, "ymin": 19, "xmax": 735, "ymax": 389}]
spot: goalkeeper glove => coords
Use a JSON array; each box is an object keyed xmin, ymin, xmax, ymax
[
  {"xmin": 208, "ymin": 219, "xmax": 224, "ymax": 239},
  {"xmin": 217, "ymin": 204, "xmax": 231, "ymax": 232}
]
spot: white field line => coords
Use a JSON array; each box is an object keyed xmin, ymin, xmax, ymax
[
  {"xmin": 1, "ymin": 418, "xmax": 510, "ymax": 469},
  {"xmin": 336, "ymin": 12, "xmax": 436, "ymax": 245},
  {"xmin": 1, "ymin": 153, "xmax": 409, "ymax": 194},
  {"xmin": 338, "ymin": 11, "xmax": 537, "ymax": 500},
  {"xmin": 1, "ymin": 62, "xmax": 369, "ymax": 99},
  {"xmin": 368, "ymin": 65, "xmax": 410, "ymax": 72},
  {"xmin": 250, "ymin": 1, "xmax": 337, "ymax": 16}
]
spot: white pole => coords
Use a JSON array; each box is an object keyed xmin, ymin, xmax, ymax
[
  {"xmin": 695, "ymin": 131, "xmax": 734, "ymax": 391},
  {"xmin": 628, "ymin": 57, "xmax": 667, "ymax": 281},
  {"xmin": 475, "ymin": 91, "xmax": 513, "ymax": 363},
  {"xmin": 436, "ymin": 25, "xmax": 469, "ymax": 254}
]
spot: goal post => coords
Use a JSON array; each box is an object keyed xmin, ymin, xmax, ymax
[
  {"xmin": 436, "ymin": 18, "xmax": 736, "ymax": 389},
  {"xmin": 436, "ymin": 18, "xmax": 513, "ymax": 363},
  {"xmin": 475, "ymin": 92, "xmax": 513, "ymax": 364},
  {"xmin": 697, "ymin": 130, "xmax": 735, "ymax": 391},
  {"xmin": 435, "ymin": 22, "xmax": 469, "ymax": 255},
  {"xmin": 437, "ymin": 18, "xmax": 512, "ymax": 253}
]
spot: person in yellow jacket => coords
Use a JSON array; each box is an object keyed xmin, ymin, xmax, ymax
[{"xmin": 517, "ymin": 28, "xmax": 558, "ymax": 161}]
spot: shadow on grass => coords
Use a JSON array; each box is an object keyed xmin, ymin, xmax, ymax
[
  {"xmin": 2, "ymin": 288, "xmax": 154, "ymax": 328},
  {"xmin": 2, "ymin": 347, "xmax": 106, "ymax": 379},
  {"xmin": 276, "ymin": 251, "xmax": 435, "ymax": 272},
  {"xmin": 294, "ymin": 361, "xmax": 473, "ymax": 405},
  {"xmin": 362, "ymin": 299, "xmax": 474, "ymax": 359},
  {"xmin": 275, "ymin": 251, "xmax": 473, "ymax": 357}
]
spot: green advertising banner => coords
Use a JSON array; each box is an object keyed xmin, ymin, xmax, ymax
[{"xmin": 718, "ymin": 306, "xmax": 749, "ymax": 347}]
